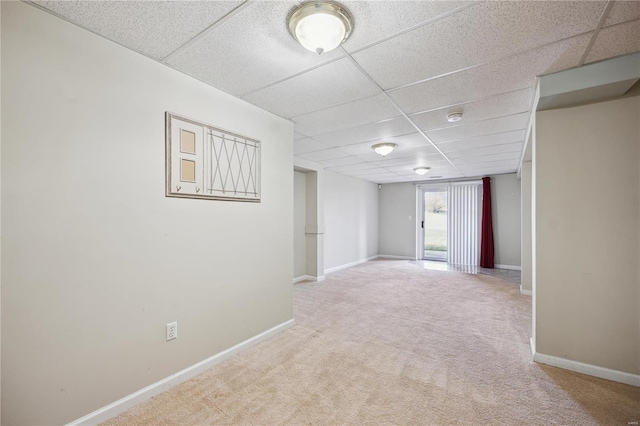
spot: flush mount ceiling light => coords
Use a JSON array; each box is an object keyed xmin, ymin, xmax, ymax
[
  {"xmin": 288, "ymin": 1, "xmax": 354, "ymax": 54},
  {"xmin": 447, "ymin": 112, "xmax": 463, "ymax": 123},
  {"xmin": 372, "ymin": 143, "xmax": 397, "ymax": 157},
  {"xmin": 413, "ymin": 167, "xmax": 431, "ymax": 175}
]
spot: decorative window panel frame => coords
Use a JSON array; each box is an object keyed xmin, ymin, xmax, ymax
[{"xmin": 165, "ymin": 112, "xmax": 261, "ymax": 202}]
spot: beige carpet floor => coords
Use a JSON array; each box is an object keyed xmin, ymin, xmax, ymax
[{"xmin": 103, "ymin": 260, "xmax": 640, "ymax": 425}]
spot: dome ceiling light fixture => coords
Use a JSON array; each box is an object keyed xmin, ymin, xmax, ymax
[
  {"xmin": 287, "ymin": 1, "xmax": 354, "ymax": 55},
  {"xmin": 447, "ymin": 112, "xmax": 463, "ymax": 123},
  {"xmin": 372, "ymin": 143, "xmax": 397, "ymax": 157},
  {"xmin": 413, "ymin": 167, "xmax": 431, "ymax": 175}
]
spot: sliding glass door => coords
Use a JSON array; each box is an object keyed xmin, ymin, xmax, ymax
[
  {"xmin": 422, "ymin": 189, "xmax": 448, "ymax": 261},
  {"xmin": 418, "ymin": 182, "xmax": 482, "ymax": 265}
]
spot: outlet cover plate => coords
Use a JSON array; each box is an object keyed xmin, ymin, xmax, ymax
[{"xmin": 166, "ymin": 321, "xmax": 177, "ymax": 341}]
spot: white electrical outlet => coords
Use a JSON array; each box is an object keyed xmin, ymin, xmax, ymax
[{"xmin": 166, "ymin": 321, "xmax": 177, "ymax": 341}]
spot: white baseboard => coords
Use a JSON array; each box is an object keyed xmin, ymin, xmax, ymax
[
  {"xmin": 324, "ymin": 255, "xmax": 378, "ymax": 275},
  {"xmin": 67, "ymin": 319, "xmax": 296, "ymax": 426},
  {"xmin": 529, "ymin": 337, "xmax": 535, "ymax": 356},
  {"xmin": 495, "ymin": 264, "xmax": 522, "ymax": 271},
  {"xmin": 377, "ymin": 254, "xmax": 416, "ymax": 260},
  {"xmin": 293, "ymin": 275, "xmax": 315, "ymax": 283},
  {"xmin": 520, "ymin": 286, "xmax": 532, "ymax": 296},
  {"xmin": 533, "ymin": 351, "xmax": 640, "ymax": 387}
]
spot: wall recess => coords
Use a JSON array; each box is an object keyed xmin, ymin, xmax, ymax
[{"xmin": 165, "ymin": 112, "xmax": 261, "ymax": 202}]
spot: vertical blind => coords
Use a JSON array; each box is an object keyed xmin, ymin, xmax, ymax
[{"xmin": 447, "ymin": 183, "xmax": 482, "ymax": 265}]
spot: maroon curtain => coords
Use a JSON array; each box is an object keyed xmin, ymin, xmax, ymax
[{"xmin": 480, "ymin": 177, "xmax": 494, "ymax": 268}]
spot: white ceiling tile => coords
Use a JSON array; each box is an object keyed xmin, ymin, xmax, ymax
[
  {"xmin": 462, "ymin": 167, "xmax": 519, "ymax": 177},
  {"xmin": 34, "ymin": 0, "xmax": 243, "ymax": 59},
  {"xmin": 585, "ymin": 20, "xmax": 640, "ymax": 64},
  {"xmin": 325, "ymin": 162, "xmax": 379, "ymax": 173},
  {"xmin": 452, "ymin": 151, "xmax": 522, "ymax": 164},
  {"xmin": 458, "ymin": 159, "xmax": 521, "ymax": 169},
  {"xmin": 298, "ymin": 148, "xmax": 349, "ymax": 162},
  {"xmin": 346, "ymin": 168, "xmax": 397, "ymax": 177},
  {"xmin": 338, "ymin": 133, "xmax": 437, "ymax": 156},
  {"xmin": 376, "ymin": 177, "xmax": 410, "ymax": 183},
  {"xmin": 341, "ymin": 1, "xmax": 474, "ymax": 52},
  {"xmin": 356, "ymin": 173, "xmax": 401, "ymax": 181},
  {"xmin": 410, "ymin": 88, "xmax": 533, "ymax": 131},
  {"xmin": 292, "ymin": 94, "xmax": 401, "ymax": 136},
  {"xmin": 392, "ymin": 133, "xmax": 441, "ymax": 150},
  {"xmin": 388, "ymin": 33, "xmax": 592, "ymax": 113},
  {"xmin": 604, "ymin": 2, "xmax": 640, "ymax": 27},
  {"xmin": 314, "ymin": 117, "xmax": 415, "ymax": 147},
  {"xmin": 368, "ymin": 157, "xmax": 425, "ymax": 167},
  {"xmin": 353, "ymin": 1, "xmax": 605, "ymax": 89},
  {"xmin": 242, "ymin": 58, "xmax": 380, "ymax": 118},
  {"xmin": 426, "ymin": 113, "xmax": 528, "ymax": 143},
  {"xmin": 35, "ymin": 0, "xmax": 633, "ymax": 186},
  {"xmin": 384, "ymin": 161, "xmax": 452, "ymax": 174},
  {"xmin": 317, "ymin": 156, "xmax": 365, "ymax": 167},
  {"xmin": 355, "ymin": 147, "xmax": 447, "ymax": 163},
  {"xmin": 447, "ymin": 143, "xmax": 522, "ymax": 160},
  {"xmin": 294, "ymin": 138, "xmax": 331, "ymax": 155},
  {"xmin": 437, "ymin": 130, "xmax": 525, "ymax": 153},
  {"xmin": 165, "ymin": 1, "xmax": 346, "ymax": 96}
]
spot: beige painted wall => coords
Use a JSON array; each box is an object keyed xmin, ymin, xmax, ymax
[
  {"xmin": 378, "ymin": 183, "xmax": 417, "ymax": 258},
  {"xmin": 293, "ymin": 171, "xmax": 307, "ymax": 278},
  {"xmin": 491, "ymin": 173, "xmax": 522, "ymax": 267},
  {"xmin": 323, "ymin": 171, "xmax": 378, "ymax": 271},
  {"xmin": 521, "ymin": 162, "xmax": 533, "ymax": 292},
  {"xmin": 536, "ymin": 92, "xmax": 640, "ymax": 375},
  {"xmin": 1, "ymin": 2, "xmax": 293, "ymax": 424}
]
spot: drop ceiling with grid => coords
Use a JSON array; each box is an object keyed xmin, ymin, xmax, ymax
[{"xmin": 31, "ymin": 0, "xmax": 640, "ymax": 183}]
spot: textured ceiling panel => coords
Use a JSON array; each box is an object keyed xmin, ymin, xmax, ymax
[
  {"xmin": 242, "ymin": 58, "xmax": 380, "ymax": 118},
  {"xmin": 356, "ymin": 148, "xmax": 449, "ymax": 164},
  {"xmin": 389, "ymin": 133, "xmax": 440, "ymax": 150},
  {"xmin": 585, "ymin": 20, "xmax": 640, "ymax": 64},
  {"xmin": 353, "ymin": 1, "xmax": 605, "ymax": 89},
  {"xmin": 426, "ymin": 113, "xmax": 529, "ymax": 143},
  {"xmin": 388, "ymin": 33, "xmax": 592, "ymax": 114},
  {"xmin": 447, "ymin": 142, "xmax": 523, "ymax": 160},
  {"xmin": 165, "ymin": 1, "xmax": 346, "ymax": 96},
  {"xmin": 293, "ymin": 138, "xmax": 331, "ymax": 155},
  {"xmin": 604, "ymin": 2, "xmax": 640, "ymax": 27},
  {"xmin": 410, "ymin": 88, "xmax": 533, "ymax": 131},
  {"xmin": 34, "ymin": 0, "xmax": 243, "ymax": 59},
  {"xmin": 437, "ymin": 130, "xmax": 525, "ymax": 153},
  {"xmin": 297, "ymin": 148, "xmax": 350, "ymax": 162},
  {"xmin": 316, "ymin": 156, "xmax": 365, "ymax": 167},
  {"xmin": 368, "ymin": 157, "xmax": 431, "ymax": 167},
  {"xmin": 325, "ymin": 162, "xmax": 379, "ymax": 173},
  {"xmin": 31, "ymin": 0, "xmax": 640, "ymax": 183},
  {"xmin": 457, "ymin": 159, "xmax": 521, "ymax": 170},
  {"xmin": 345, "ymin": 168, "xmax": 398, "ymax": 177},
  {"xmin": 340, "ymin": 0, "xmax": 474, "ymax": 52},
  {"xmin": 339, "ymin": 137, "xmax": 437, "ymax": 156},
  {"xmin": 314, "ymin": 117, "xmax": 415, "ymax": 147},
  {"xmin": 292, "ymin": 94, "xmax": 400, "ymax": 137},
  {"xmin": 452, "ymin": 151, "xmax": 522, "ymax": 164},
  {"xmin": 384, "ymin": 161, "xmax": 452, "ymax": 173}
]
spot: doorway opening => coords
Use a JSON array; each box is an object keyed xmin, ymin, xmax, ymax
[{"xmin": 422, "ymin": 188, "xmax": 448, "ymax": 261}]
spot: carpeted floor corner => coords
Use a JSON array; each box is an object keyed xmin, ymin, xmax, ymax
[{"xmin": 102, "ymin": 260, "xmax": 640, "ymax": 425}]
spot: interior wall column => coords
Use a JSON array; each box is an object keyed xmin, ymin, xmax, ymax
[
  {"xmin": 305, "ymin": 170, "xmax": 325, "ymax": 281},
  {"xmin": 294, "ymin": 158, "xmax": 325, "ymax": 282},
  {"xmin": 520, "ymin": 160, "xmax": 533, "ymax": 295}
]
